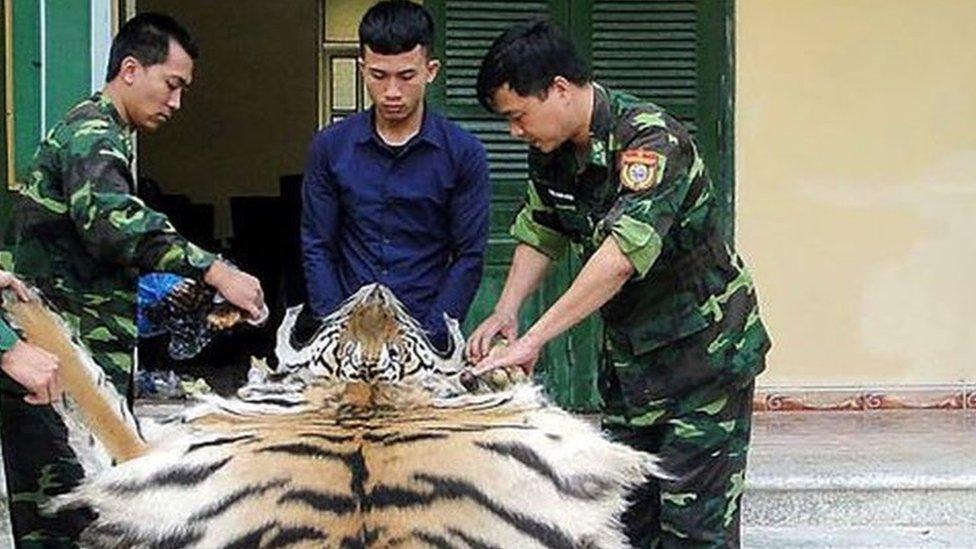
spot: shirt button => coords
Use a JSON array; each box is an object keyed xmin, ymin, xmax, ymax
[
  {"xmin": 383, "ymin": 237, "xmax": 390, "ymax": 244},
  {"xmin": 382, "ymin": 269, "xmax": 389, "ymax": 276}
]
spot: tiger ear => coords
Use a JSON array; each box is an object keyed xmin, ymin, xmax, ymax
[
  {"xmin": 276, "ymin": 304, "xmax": 317, "ymax": 368},
  {"xmin": 427, "ymin": 314, "xmax": 465, "ymax": 366}
]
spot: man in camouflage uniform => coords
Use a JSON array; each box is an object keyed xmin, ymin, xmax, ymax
[
  {"xmin": 1, "ymin": 14, "xmax": 265, "ymax": 547},
  {"xmin": 468, "ymin": 21, "xmax": 771, "ymax": 548}
]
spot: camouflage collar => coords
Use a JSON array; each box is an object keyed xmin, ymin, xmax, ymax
[
  {"xmin": 91, "ymin": 91, "xmax": 131, "ymax": 132},
  {"xmin": 589, "ymin": 83, "xmax": 613, "ymax": 142},
  {"xmin": 582, "ymin": 83, "xmax": 613, "ymax": 168}
]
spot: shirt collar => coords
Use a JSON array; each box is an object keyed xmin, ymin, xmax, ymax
[
  {"xmin": 92, "ymin": 91, "xmax": 131, "ymax": 132},
  {"xmin": 91, "ymin": 92, "xmax": 134, "ymax": 155},
  {"xmin": 354, "ymin": 104, "xmax": 442, "ymax": 151}
]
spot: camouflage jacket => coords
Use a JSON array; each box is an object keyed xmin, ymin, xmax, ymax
[
  {"xmin": 2, "ymin": 92, "xmax": 216, "ymax": 390},
  {"xmin": 511, "ymin": 84, "xmax": 770, "ymax": 398}
]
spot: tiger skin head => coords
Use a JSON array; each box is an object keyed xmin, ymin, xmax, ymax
[{"xmin": 273, "ymin": 284, "xmax": 468, "ymax": 394}]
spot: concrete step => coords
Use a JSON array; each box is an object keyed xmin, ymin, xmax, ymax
[
  {"xmin": 744, "ymin": 526, "xmax": 976, "ymax": 548},
  {"xmin": 743, "ymin": 410, "xmax": 976, "ymax": 533}
]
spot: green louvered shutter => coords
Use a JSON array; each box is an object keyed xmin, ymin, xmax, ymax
[
  {"xmin": 430, "ymin": 0, "xmax": 547, "ymax": 332},
  {"xmin": 585, "ymin": 0, "xmax": 735, "ymax": 234},
  {"xmin": 592, "ymin": 0, "xmax": 698, "ymax": 124}
]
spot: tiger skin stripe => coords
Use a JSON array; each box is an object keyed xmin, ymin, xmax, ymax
[{"xmin": 55, "ymin": 382, "xmax": 655, "ymax": 548}]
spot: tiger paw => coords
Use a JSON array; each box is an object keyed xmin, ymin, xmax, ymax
[{"xmin": 206, "ymin": 304, "xmax": 243, "ymax": 330}]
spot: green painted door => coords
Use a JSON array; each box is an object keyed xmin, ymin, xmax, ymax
[
  {"xmin": 8, "ymin": 0, "xmax": 92, "ymax": 179},
  {"xmin": 3, "ymin": 0, "xmax": 95, "ymax": 235},
  {"xmin": 427, "ymin": 0, "xmax": 733, "ymax": 412}
]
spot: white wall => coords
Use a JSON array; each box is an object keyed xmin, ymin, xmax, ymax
[{"xmin": 737, "ymin": 0, "xmax": 976, "ymax": 384}]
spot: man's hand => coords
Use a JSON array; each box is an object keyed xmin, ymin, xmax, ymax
[
  {"xmin": 470, "ymin": 334, "xmax": 543, "ymax": 377},
  {"xmin": 0, "ymin": 271, "xmax": 32, "ymax": 302},
  {"xmin": 466, "ymin": 311, "xmax": 518, "ymax": 363},
  {"xmin": 1, "ymin": 341, "xmax": 61, "ymax": 405},
  {"xmin": 203, "ymin": 260, "xmax": 266, "ymax": 319}
]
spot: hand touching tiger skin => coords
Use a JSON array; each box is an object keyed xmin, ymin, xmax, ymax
[
  {"xmin": 469, "ymin": 332, "xmax": 543, "ymax": 377},
  {"xmin": 0, "ymin": 271, "xmax": 32, "ymax": 302},
  {"xmin": 0, "ymin": 271, "xmax": 62, "ymax": 405},
  {"xmin": 465, "ymin": 310, "xmax": 517, "ymax": 363},
  {"xmin": 1, "ymin": 342, "xmax": 62, "ymax": 405}
]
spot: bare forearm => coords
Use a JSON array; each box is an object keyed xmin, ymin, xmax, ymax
[
  {"xmin": 524, "ymin": 238, "xmax": 633, "ymax": 346},
  {"xmin": 203, "ymin": 260, "xmax": 265, "ymax": 318},
  {"xmin": 495, "ymin": 244, "xmax": 553, "ymax": 316}
]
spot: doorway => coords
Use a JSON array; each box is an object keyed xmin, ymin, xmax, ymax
[{"xmin": 131, "ymin": 0, "xmax": 322, "ymax": 382}]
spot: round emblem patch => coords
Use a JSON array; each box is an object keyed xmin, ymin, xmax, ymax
[{"xmin": 619, "ymin": 149, "xmax": 665, "ymax": 192}]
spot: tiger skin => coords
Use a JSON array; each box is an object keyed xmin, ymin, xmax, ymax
[{"xmin": 3, "ymin": 284, "xmax": 660, "ymax": 548}]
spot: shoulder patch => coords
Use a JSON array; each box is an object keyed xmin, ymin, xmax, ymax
[{"xmin": 619, "ymin": 149, "xmax": 666, "ymax": 192}]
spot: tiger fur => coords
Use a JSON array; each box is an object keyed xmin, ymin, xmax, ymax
[{"xmin": 2, "ymin": 284, "xmax": 660, "ymax": 548}]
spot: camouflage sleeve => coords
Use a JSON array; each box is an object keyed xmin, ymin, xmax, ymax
[
  {"xmin": 62, "ymin": 120, "xmax": 216, "ymax": 277},
  {"xmin": 0, "ymin": 318, "xmax": 17, "ymax": 352},
  {"xmin": 599, "ymin": 112, "xmax": 704, "ymax": 279},
  {"xmin": 509, "ymin": 177, "xmax": 570, "ymax": 261}
]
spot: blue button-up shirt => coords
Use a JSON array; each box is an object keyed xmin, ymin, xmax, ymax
[{"xmin": 301, "ymin": 108, "xmax": 490, "ymax": 341}]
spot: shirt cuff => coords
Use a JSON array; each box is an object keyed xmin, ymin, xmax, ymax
[
  {"xmin": 0, "ymin": 319, "xmax": 19, "ymax": 352},
  {"xmin": 509, "ymin": 209, "xmax": 569, "ymax": 261},
  {"xmin": 610, "ymin": 214, "xmax": 663, "ymax": 279}
]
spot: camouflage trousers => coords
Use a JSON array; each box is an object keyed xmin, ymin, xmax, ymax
[
  {"xmin": 1, "ymin": 396, "xmax": 90, "ymax": 548},
  {"xmin": 0, "ymin": 321, "xmax": 133, "ymax": 548},
  {"xmin": 604, "ymin": 382, "xmax": 755, "ymax": 549}
]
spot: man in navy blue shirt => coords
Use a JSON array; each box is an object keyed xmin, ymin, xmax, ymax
[{"xmin": 301, "ymin": 0, "xmax": 489, "ymax": 349}]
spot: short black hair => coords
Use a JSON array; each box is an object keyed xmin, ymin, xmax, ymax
[
  {"xmin": 105, "ymin": 12, "xmax": 198, "ymax": 82},
  {"xmin": 359, "ymin": 0, "xmax": 435, "ymax": 57},
  {"xmin": 476, "ymin": 19, "xmax": 589, "ymax": 112}
]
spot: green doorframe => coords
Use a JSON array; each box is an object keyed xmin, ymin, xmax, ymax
[
  {"xmin": 10, "ymin": 0, "xmax": 40, "ymax": 190},
  {"xmin": 4, "ymin": 1, "xmax": 95, "ymax": 163},
  {"xmin": 10, "ymin": 0, "xmax": 93, "ymax": 182},
  {"xmin": 698, "ymin": 1, "xmax": 736, "ymax": 240},
  {"xmin": 2, "ymin": 0, "xmax": 11, "ymax": 231}
]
